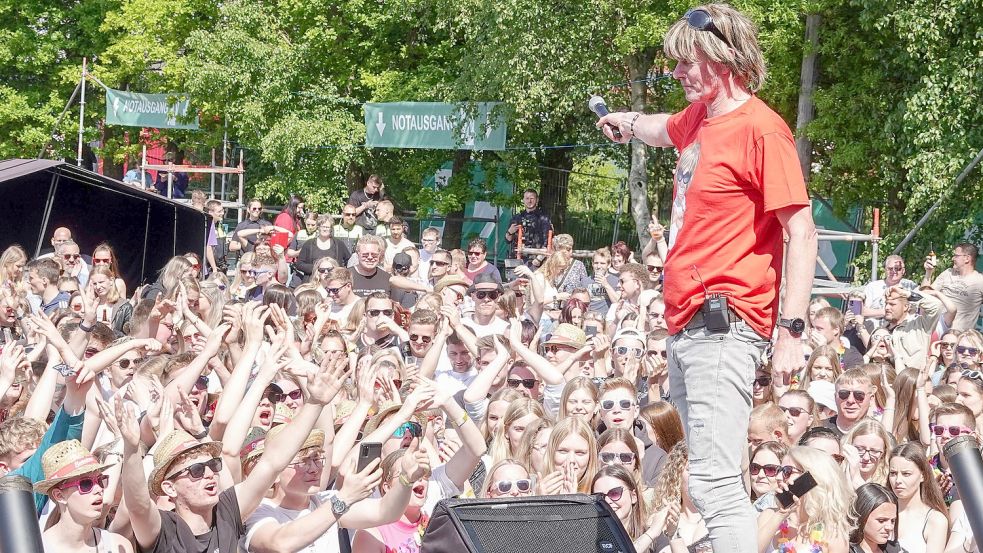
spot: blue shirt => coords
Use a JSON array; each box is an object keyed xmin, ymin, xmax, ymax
[{"xmin": 10, "ymin": 407, "xmax": 86, "ymax": 513}]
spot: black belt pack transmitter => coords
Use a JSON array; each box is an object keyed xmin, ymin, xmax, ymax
[{"xmin": 702, "ymin": 294, "xmax": 731, "ymax": 332}]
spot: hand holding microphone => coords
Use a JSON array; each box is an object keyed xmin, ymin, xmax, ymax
[{"xmin": 589, "ymin": 95, "xmax": 634, "ymax": 144}]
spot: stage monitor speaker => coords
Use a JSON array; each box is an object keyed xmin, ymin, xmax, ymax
[{"xmin": 421, "ymin": 493, "xmax": 635, "ymax": 553}]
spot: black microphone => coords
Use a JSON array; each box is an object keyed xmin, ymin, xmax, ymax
[{"xmin": 588, "ymin": 96, "xmax": 623, "ymax": 139}]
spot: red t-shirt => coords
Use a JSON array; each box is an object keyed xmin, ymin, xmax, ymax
[
  {"xmin": 663, "ymin": 96, "xmax": 809, "ymax": 338},
  {"xmin": 270, "ymin": 212, "xmax": 297, "ymax": 261}
]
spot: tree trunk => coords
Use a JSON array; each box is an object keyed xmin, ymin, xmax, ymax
[
  {"xmin": 626, "ymin": 50, "xmax": 657, "ymax": 247},
  {"xmin": 443, "ymin": 149, "xmax": 472, "ymax": 249},
  {"xmin": 538, "ymin": 148, "xmax": 572, "ymax": 233},
  {"xmin": 795, "ymin": 14, "xmax": 821, "ymax": 183}
]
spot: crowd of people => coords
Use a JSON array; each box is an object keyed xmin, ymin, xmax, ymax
[{"xmin": 1, "ymin": 181, "xmax": 982, "ymax": 552}]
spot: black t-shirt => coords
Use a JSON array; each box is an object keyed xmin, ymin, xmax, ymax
[
  {"xmin": 351, "ymin": 268, "xmax": 392, "ymax": 297},
  {"xmin": 151, "ymin": 487, "xmax": 244, "ymax": 553},
  {"xmin": 231, "ymin": 218, "xmax": 272, "ymax": 252},
  {"xmin": 508, "ymin": 208, "xmax": 552, "ymax": 248},
  {"xmin": 348, "ymin": 189, "xmax": 383, "ymax": 231}
]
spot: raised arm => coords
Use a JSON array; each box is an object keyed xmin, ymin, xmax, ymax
[
  {"xmin": 595, "ymin": 111, "xmax": 673, "ymax": 148},
  {"xmin": 114, "ymin": 395, "xmax": 162, "ymax": 551}
]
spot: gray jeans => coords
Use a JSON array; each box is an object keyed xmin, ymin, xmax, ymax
[{"xmin": 667, "ymin": 317, "xmax": 769, "ymax": 553}]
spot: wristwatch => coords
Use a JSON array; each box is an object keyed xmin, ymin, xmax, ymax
[
  {"xmin": 777, "ymin": 317, "xmax": 805, "ymax": 337},
  {"xmin": 329, "ymin": 494, "xmax": 350, "ymax": 516}
]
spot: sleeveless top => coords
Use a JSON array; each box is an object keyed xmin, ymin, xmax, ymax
[{"xmin": 376, "ymin": 515, "xmax": 428, "ymax": 553}]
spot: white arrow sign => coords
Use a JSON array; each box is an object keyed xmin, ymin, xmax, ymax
[{"xmin": 376, "ymin": 112, "xmax": 386, "ymax": 136}]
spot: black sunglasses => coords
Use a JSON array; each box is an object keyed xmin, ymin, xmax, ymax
[
  {"xmin": 507, "ymin": 378, "xmax": 537, "ymax": 390},
  {"xmin": 958, "ymin": 346, "xmax": 980, "ymax": 356},
  {"xmin": 749, "ymin": 463, "xmax": 792, "ymax": 478},
  {"xmin": 118, "ymin": 358, "xmax": 144, "ymax": 370},
  {"xmin": 600, "ymin": 486, "xmax": 624, "ymax": 502},
  {"xmin": 753, "ymin": 376, "xmax": 772, "ymax": 387},
  {"xmin": 432, "ymin": 260, "xmax": 450, "ymax": 267},
  {"xmin": 474, "ymin": 290, "xmax": 501, "ymax": 301},
  {"xmin": 837, "ymin": 389, "xmax": 866, "ymax": 402},
  {"xmin": 409, "ymin": 333, "xmax": 433, "ymax": 344},
  {"xmin": 684, "ymin": 8, "xmax": 732, "ymax": 48},
  {"xmin": 368, "ymin": 309, "xmax": 394, "ymax": 317},
  {"xmin": 168, "ymin": 457, "xmax": 223, "ymax": 480},
  {"xmin": 779, "ymin": 406, "xmax": 807, "ymax": 417},
  {"xmin": 263, "ymin": 386, "xmax": 284, "ymax": 404}
]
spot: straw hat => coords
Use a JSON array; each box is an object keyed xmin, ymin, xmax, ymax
[
  {"xmin": 149, "ymin": 430, "xmax": 223, "ymax": 496},
  {"xmin": 434, "ymin": 275, "xmax": 470, "ymax": 293},
  {"xmin": 543, "ymin": 323, "xmax": 586, "ymax": 349},
  {"xmin": 272, "ymin": 402, "xmax": 296, "ymax": 426},
  {"xmin": 363, "ymin": 402, "xmax": 426, "ymax": 436},
  {"xmin": 266, "ymin": 425, "xmax": 325, "ymax": 453},
  {"xmin": 239, "ymin": 427, "xmax": 268, "ymax": 467},
  {"xmin": 34, "ymin": 440, "xmax": 114, "ymax": 495}
]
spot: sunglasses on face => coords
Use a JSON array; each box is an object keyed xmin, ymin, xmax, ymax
[
  {"xmin": 958, "ymin": 346, "xmax": 981, "ymax": 356},
  {"xmin": 601, "ymin": 399, "xmax": 634, "ymax": 411},
  {"xmin": 507, "ymin": 378, "xmax": 537, "ymax": 390},
  {"xmin": 467, "ymin": 251, "xmax": 483, "ymax": 257},
  {"xmin": 614, "ymin": 346, "xmax": 643, "ymax": 358},
  {"xmin": 394, "ymin": 421, "xmax": 423, "ymax": 438},
  {"xmin": 749, "ymin": 463, "xmax": 788, "ymax": 478},
  {"xmin": 61, "ymin": 473, "xmax": 109, "ymax": 494},
  {"xmin": 683, "ymin": 8, "xmax": 732, "ymax": 48},
  {"xmin": 92, "ymin": 258, "xmax": 112, "ymax": 265},
  {"xmin": 326, "ymin": 284, "xmax": 350, "ymax": 295},
  {"xmin": 931, "ymin": 424, "xmax": 974, "ymax": 437},
  {"xmin": 117, "ymin": 358, "xmax": 144, "ymax": 370},
  {"xmin": 837, "ymin": 389, "xmax": 867, "ymax": 402},
  {"xmin": 63, "ymin": 254, "xmax": 81, "ymax": 261},
  {"xmin": 646, "ymin": 349, "xmax": 668, "ymax": 359},
  {"xmin": 359, "ymin": 252, "xmax": 380, "ymax": 259},
  {"xmin": 432, "ymin": 260, "xmax": 450, "ymax": 267},
  {"xmin": 600, "ymin": 486, "xmax": 624, "ymax": 502},
  {"xmin": 779, "ymin": 406, "xmax": 807, "ymax": 417},
  {"xmin": 409, "ymin": 333, "xmax": 432, "ymax": 343},
  {"xmin": 474, "ymin": 290, "xmax": 500, "ymax": 301},
  {"xmin": 941, "ymin": 342, "xmax": 957, "ymax": 348},
  {"xmin": 494, "ymin": 479, "xmax": 532, "ymax": 494},
  {"xmin": 240, "ymin": 269, "xmax": 251, "ymax": 275},
  {"xmin": 646, "ymin": 265, "xmax": 663, "ymax": 273},
  {"xmin": 288, "ymin": 454, "xmax": 325, "ymax": 468},
  {"xmin": 168, "ymin": 457, "xmax": 223, "ymax": 480},
  {"xmin": 599, "ymin": 451, "xmax": 635, "ymax": 465},
  {"xmin": 263, "ymin": 387, "xmax": 284, "ymax": 404},
  {"xmin": 753, "ymin": 376, "xmax": 772, "ymax": 387},
  {"xmin": 367, "ymin": 309, "xmax": 394, "ymax": 317},
  {"xmin": 318, "ymin": 267, "xmax": 333, "ymax": 274},
  {"xmin": 284, "ymin": 389, "xmax": 304, "ymax": 401}
]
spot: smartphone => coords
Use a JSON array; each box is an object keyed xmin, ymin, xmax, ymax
[
  {"xmin": 356, "ymin": 442, "xmax": 383, "ymax": 473},
  {"xmin": 776, "ymin": 472, "xmax": 818, "ymax": 508},
  {"xmin": 848, "ymin": 299, "xmax": 862, "ymax": 315},
  {"xmin": 585, "ymin": 325, "xmax": 598, "ymax": 338}
]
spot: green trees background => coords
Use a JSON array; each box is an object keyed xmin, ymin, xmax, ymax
[{"xmin": 1, "ymin": 0, "xmax": 980, "ymax": 275}]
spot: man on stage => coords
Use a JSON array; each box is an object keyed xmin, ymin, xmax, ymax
[{"xmin": 597, "ymin": 5, "xmax": 817, "ymax": 551}]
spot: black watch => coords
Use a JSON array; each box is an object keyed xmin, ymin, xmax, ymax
[{"xmin": 777, "ymin": 317, "xmax": 805, "ymax": 337}]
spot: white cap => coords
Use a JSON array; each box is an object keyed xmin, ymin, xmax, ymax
[{"xmin": 807, "ymin": 380, "xmax": 837, "ymax": 413}]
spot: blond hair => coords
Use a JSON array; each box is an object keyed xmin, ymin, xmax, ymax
[
  {"xmin": 788, "ymin": 446, "xmax": 857, "ymax": 541},
  {"xmin": 663, "ymin": 3, "xmax": 767, "ymax": 92}
]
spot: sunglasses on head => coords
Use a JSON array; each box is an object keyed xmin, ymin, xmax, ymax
[
  {"xmin": 683, "ymin": 8, "xmax": 732, "ymax": 48},
  {"xmin": 409, "ymin": 333, "xmax": 432, "ymax": 343},
  {"xmin": 601, "ymin": 399, "xmax": 634, "ymax": 411},
  {"xmin": 168, "ymin": 457, "xmax": 223, "ymax": 480},
  {"xmin": 474, "ymin": 290, "xmax": 500, "ymax": 301},
  {"xmin": 368, "ymin": 309, "xmax": 394, "ymax": 317},
  {"xmin": 599, "ymin": 486, "xmax": 624, "ymax": 502},
  {"xmin": 779, "ymin": 406, "xmax": 807, "ymax": 417},
  {"xmin": 507, "ymin": 378, "xmax": 537, "ymax": 390},
  {"xmin": 61, "ymin": 473, "xmax": 109, "ymax": 494},
  {"xmin": 394, "ymin": 421, "xmax": 423, "ymax": 438},
  {"xmin": 958, "ymin": 346, "xmax": 981, "ymax": 356},
  {"xmin": 614, "ymin": 346, "xmax": 643, "ymax": 358},
  {"xmin": 599, "ymin": 451, "xmax": 635, "ymax": 465},
  {"xmin": 753, "ymin": 376, "xmax": 772, "ymax": 387},
  {"xmin": 837, "ymin": 389, "xmax": 867, "ymax": 402},
  {"xmin": 931, "ymin": 423, "xmax": 974, "ymax": 437},
  {"xmin": 749, "ymin": 463, "xmax": 791, "ymax": 478},
  {"xmin": 963, "ymin": 369, "xmax": 983, "ymax": 381},
  {"xmin": 118, "ymin": 358, "xmax": 144, "ymax": 370},
  {"xmin": 494, "ymin": 479, "xmax": 532, "ymax": 494}
]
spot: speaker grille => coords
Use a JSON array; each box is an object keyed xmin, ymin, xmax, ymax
[{"xmin": 457, "ymin": 502, "xmax": 631, "ymax": 553}]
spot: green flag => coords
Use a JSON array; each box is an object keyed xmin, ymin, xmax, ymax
[{"xmin": 364, "ymin": 102, "xmax": 506, "ymax": 150}]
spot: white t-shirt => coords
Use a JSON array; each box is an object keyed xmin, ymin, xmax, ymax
[
  {"xmin": 244, "ymin": 491, "xmax": 340, "ymax": 553},
  {"xmin": 329, "ymin": 300, "xmax": 356, "ymax": 323},
  {"xmin": 863, "ymin": 278, "xmax": 917, "ymax": 312},
  {"xmin": 384, "ymin": 237, "xmax": 415, "ymax": 267},
  {"xmin": 434, "ymin": 366, "xmax": 478, "ymax": 396},
  {"xmin": 462, "ymin": 317, "xmax": 508, "ymax": 338}
]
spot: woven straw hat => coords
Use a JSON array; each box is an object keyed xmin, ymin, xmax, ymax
[
  {"xmin": 34, "ymin": 440, "xmax": 114, "ymax": 495},
  {"xmin": 543, "ymin": 323, "xmax": 586, "ymax": 349},
  {"xmin": 266, "ymin": 425, "xmax": 325, "ymax": 453},
  {"xmin": 239, "ymin": 427, "xmax": 268, "ymax": 467},
  {"xmin": 149, "ymin": 430, "xmax": 223, "ymax": 496},
  {"xmin": 363, "ymin": 402, "xmax": 427, "ymax": 436}
]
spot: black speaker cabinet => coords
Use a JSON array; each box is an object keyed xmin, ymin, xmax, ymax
[{"xmin": 421, "ymin": 493, "xmax": 636, "ymax": 553}]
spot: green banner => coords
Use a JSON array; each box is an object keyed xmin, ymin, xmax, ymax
[
  {"xmin": 364, "ymin": 102, "xmax": 506, "ymax": 150},
  {"xmin": 105, "ymin": 88, "xmax": 199, "ymax": 130}
]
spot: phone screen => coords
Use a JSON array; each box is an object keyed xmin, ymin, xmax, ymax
[{"xmin": 849, "ymin": 299, "xmax": 862, "ymax": 315}]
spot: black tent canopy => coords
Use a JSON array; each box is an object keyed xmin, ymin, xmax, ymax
[{"xmin": 0, "ymin": 159, "xmax": 208, "ymax": 289}]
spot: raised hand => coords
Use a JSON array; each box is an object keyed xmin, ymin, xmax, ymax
[
  {"xmin": 339, "ymin": 455, "xmax": 382, "ymax": 505},
  {"xmin": 538, "ymin": 470, "xmax": 566, "ymax": 495},
  {"xmin": 174, "ymin": 390, "xmax": 206, "ymax": 436},
  {"xmin": 113, "ymin": 395, "xmax": 142, "ymax": 449},
  {"xmin": 306, "ymin": 353, "xmax": 347, "ymax": 405},
  {"xmin": 399, "ymin": 437, "xmax": 431, "ymax": 482}
]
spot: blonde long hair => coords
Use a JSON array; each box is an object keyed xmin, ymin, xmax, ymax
[
  {"xmin": 788, "ymin": 446, "xmax": 857, "ymax": 542},
  {"xmin": 544, "ymin": 416, "xmax": 598, "ymax": 493},
  {"xmin": 489, "ymin": 398, "xmax": 546, "ymax": 467}
]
